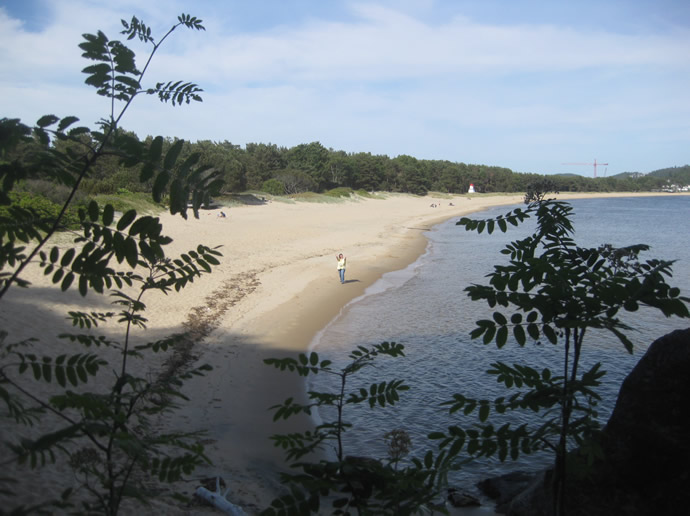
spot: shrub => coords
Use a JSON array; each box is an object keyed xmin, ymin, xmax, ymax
[
  {"xmin": 275, "ymin": 170, "xmax": 316, "ymax": 194},
  {"xmin": 261, "ymin": 178, "xmax": 285, "ymax": 196},
  {"xmin": 264, "ymin": 343, "xmax": 445, "ymax": 515},
  {"xmin": 20, "ymin": 179, "xmax": 89, "ymax": 207},
  {"xmin": 324, "ymin": 187, "xmax": 354, "ymax": 198},
  {"xmin": 355, "ymin": 189, "xmax": 378, "ymax": 198},
  {"xmin": 0, "ymin": 190, "xmax": 81, "ymax": 229}
]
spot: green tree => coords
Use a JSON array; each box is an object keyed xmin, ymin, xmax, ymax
[
  {"xmin": 351, "ymin": 152, "xmax": 388, "ymax": 192},
  {"xmin": 0, "ymin": 12, "xmax": 223, "ymax": 514},
  {"xmin": 261, "ymin": 178, "xmax": 285, "ymax": 196},
  {"xmin": 219, "ymin": 140, "xmax": 249, "ymax": 192},
  {"xmin": 327, "ymin": 149, "xmax": 356, "ymax": 189},
  {"xmin": 275, "ymin": 169, "xmax": 317, "ymax": 194},
  {"xmin": 391, "ymin": 155, "xmax": 429, "ymax": 195},
  {"xmin": 426, "ymin": 160, "xmax": 463, "ymax": 193},
  {"xmin": 189, "ymin": 139, "xmax": 247, "ymax": 193},
  {"xmin": 286, "ymin": 142, "xmax": 330, "ymax": 191},
  {"xmin": 245, "ymin": 142, "xmax": 286, "ymax": 190},
  {"xmin": 431, "ymin": 189, "xmax": 689, "ymax": 516}
]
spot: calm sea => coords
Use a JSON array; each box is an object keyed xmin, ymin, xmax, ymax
[{"xmin": 310, "ymin": 195, "xmax": 690, "ymax": 489}]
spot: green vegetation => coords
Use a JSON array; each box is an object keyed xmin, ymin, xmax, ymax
[
  {"xmin": 262, "ymin": 178, "xmax": 286, "ymax": 196},
  {"xmin": 0, "ymin": 12, "xmax": 222, "ymax": 515},
  {"xmin": 613, "ymin": 165, "xmax": 690, "ymax": 185},
  {"xmin": 264, "ymin": 343, "xmax": 445, "ymax": 515},
  {"xmin": 355, "ymin": 189, "xmax": 380, "ymax": 199},
  {"xmin": 3, "ymin": 4, "xmax": 689, "ymax": 515},
  {"xmin": 7, "ymin": 115, "xmax": 688, "ymax": 201},
  {"xmin": 324, "ymin": 187, "xmax": 356, "ymax": 198},
  {"xmin": 649, "ymin": 164, "xmax": 690, "ymax": 182},
  {"xmin": 0, "ymin": 190, "xmax": 82, "ymax": 229},
  {"xmin": 263, "ymin": 185, "xmax": 689, "ymax": 515},
  {"xmin": 91, "ymin": 190, "xmax": 165, "ymax": 214},
  {"xmin": 431, "ymin": 187, "xmax": 690, "ymax": 515}
]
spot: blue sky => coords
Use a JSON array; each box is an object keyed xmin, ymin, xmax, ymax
[{"xmin": 1, "ymin": 0, "xmax": 689, "ymax": 176}]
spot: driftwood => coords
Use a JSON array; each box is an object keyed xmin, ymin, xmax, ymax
[{"xmin": 195, "ymin": 477, "xmax": 247, "ymax": 516}]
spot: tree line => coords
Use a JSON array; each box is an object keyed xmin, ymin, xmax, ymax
[{"xmin": 7, "ymin": 130, "xmax": 686, "ymax": 200}]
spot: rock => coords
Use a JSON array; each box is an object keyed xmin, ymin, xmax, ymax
[
  {"xmin": 479, "ymin": 328, "xmax": 690, "ymax": 516},
  {"xmin": 447, "ymin": 487, "xmax": 481, "ymax": 507},
  {"xmin": 477, "ymin": 471, "xmax": 535, "ymax": 507},
  {"xmin": 477, "ymin": 470, "xmax": 551, "ymax": 516},
  {"xmin": 604, "ymin": 328, "xmax": 690, "ymax": 473},
  {"xmin": 503, "ymin": 471, "xmax": 550, "ymax": 516},
  {"xmin": 582, "ymin": 327, "xmax": 690, "ymax": 516}
]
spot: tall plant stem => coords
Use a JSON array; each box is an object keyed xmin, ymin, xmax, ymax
[
  {"xmin": 553, "ymin": 328, "xmax": 572, "ymax": 516},
  {"xmin": 0, "ymin": 22, "xmax": 183, "ymax": 302},
  {"xmin": 337, "ymin": 372, "xmax": 346, "ymax": 462}
]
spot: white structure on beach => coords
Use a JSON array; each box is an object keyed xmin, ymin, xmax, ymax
[{"xmin": 468, "ymin": 183, "xmax": 475, "ymax": 193}]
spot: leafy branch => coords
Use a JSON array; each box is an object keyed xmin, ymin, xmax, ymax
[
  {"xmin": 443, "ymin": 193, "xmax": 690, "ymax": 516},
  {"xmin": 263, "ymin": 343, "xmax": 446, "ymax": 515},
  {"xmin": 0, "ymin": 12, "xmax": 223, "ymax": 514}
]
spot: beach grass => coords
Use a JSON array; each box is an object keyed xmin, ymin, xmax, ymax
[{"xmin": 92, "ymin": 191, "xmax": 164, "ymax": 214}]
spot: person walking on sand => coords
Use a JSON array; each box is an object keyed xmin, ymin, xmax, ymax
[{"xmin": 336, "ymin": 253, "xmax": 347, "ymax": 284}]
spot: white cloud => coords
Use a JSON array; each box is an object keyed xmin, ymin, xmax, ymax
[
  {"xmin": 174, "ymin": 3, "xmax": 690, "ymax": 88},
  {"xmin": 1, "ymin": 0, "xmax": 688, "ymax": 174}
]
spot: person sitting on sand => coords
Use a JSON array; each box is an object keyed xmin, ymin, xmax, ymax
[
  {"xmin": 218, "ymin": 211, "xmax": 226, "ymax": 218},
  {"xmin": 336, "ymin": 253, "xmax": 346, "ymax": 284}
]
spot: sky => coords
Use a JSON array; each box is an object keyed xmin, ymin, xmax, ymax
[{"xmin": 1, "ymin": 0, "xmax": 689, "ymax": 176}]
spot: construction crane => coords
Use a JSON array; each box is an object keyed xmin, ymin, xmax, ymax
[{"xmin": 562, "ymin": 159, "xmax": 609, "ymax": 178}]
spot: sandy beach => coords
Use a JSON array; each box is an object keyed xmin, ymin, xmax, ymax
[
  {"xmin": 143, "ymin": 192, "xmax": 528, "ymax": 513},
  {"xmin": 1, "ymin": 191, "xmax": 682, "ymax": 514}
]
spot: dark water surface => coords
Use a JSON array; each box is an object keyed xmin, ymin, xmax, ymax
[{"xmin": 310, "ymin": 195, "xmax": 690, "ymax": 490}]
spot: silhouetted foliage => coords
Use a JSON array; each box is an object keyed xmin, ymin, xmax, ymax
[
  {"xmin": 432, "ymin": 194, "xmax": 690, "ymax": 515},
  {"xmin": 1, "ymin": 12, "xmax": 222, "ymax": 515}
]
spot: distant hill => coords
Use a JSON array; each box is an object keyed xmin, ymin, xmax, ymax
[
  {"xmin": 609, "ymin": 172, "xmax": 644, "ymax": 179},
  {"xmin": 611, "ymin": 166, "xmax": 690, "ymax": 184},
  {"xmin": 648, "ymin": 165, "xmax": 690, "ymax": 183}
]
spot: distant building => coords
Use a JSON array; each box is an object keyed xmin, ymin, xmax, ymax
[
  {"xmin": 661, "ymin": 184, "xmax": 690, "ymax": 192},
  {"xmin": 468, "ymin": 183, "xmax": 475, "ymax": 193}
]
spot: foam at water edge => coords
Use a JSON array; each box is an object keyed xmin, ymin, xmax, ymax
[{"xmin": 306, "ymin": 225, "xmax": 438, "ymax": 428}]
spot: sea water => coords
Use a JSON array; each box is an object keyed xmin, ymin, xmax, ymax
[{"xmin": 310, "ymin": 195, "xmax": 690, "ymax": 489}]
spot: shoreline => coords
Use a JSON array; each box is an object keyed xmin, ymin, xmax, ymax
[
  {"xmin": 171, "ymin": 191, "xmax": 684, "ymax": 513},
  {"xmin": 239, "ymin": 191, "xmax": 686, "ymax": 355},
  {"xmin": 2, "ymin": 191, "xmax": 687, "ymax": 513},
  {"xmin": 161, "ymin": 193, "xmax": 529, "ymax": 512}
]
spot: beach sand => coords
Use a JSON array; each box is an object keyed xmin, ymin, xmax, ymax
[{"xmin": 1, "ymin": 191, "xmax": 679, "ymax": 514}]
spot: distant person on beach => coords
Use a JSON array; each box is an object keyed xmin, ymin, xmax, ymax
[
  {"xmin": 218, "ymin": 211, "xmax": 226, "ymax": 218},
  {"xmin": 336, "ymin": 253, "xmax": 347, "ymax": 284}
]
